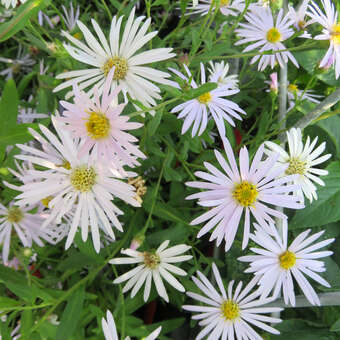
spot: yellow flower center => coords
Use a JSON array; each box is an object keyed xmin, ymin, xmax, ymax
[
  {"xmin": 198, "ymin": 92, "xmax": 212, "ymax": 104},
  {"xmin": 285, "ymin": 157, "xmax": 306, "ymax": 175},
  {"xmin": 266, "ymin": 27, "xmax": 282, "ymax": 43},
  {"xmin": 41, "ymin": 196, "xmax": 53, "ymax": 208},
  {"xmin": 279, "ymin": 250, "xmax": 296, "ymax": 270},
  {"xmin": 331, "ymin": 23, "xmax": 340, "ymax": 45},
  {"xmin": 73, "ymin": 32, "xmax": 82, "ymax": 40},
  {"xmin": 220, "ymin": 0, "xmax": 230, "ymax": 6},
  {"xmin": 298, "ymin": 20, "xmax": 306, "ymax": 30},
  {"xmin": 86, "ymin": 112, "xmax": 110, "ymax": 139},
  {"xmin": 70, "ymin": 166, "xmax": 97, "ymax": 192},
  {"xmin": 143, "ymin": 252, "xmax": 160, "ymax": 269},
  {"xmin": 232, "ymin": 181, "xmax": 258, "ymax": 207},
  {"xmin": 221, "ymin": 300, "xmax": 240, "ymax": 321},
  {"xmin": 288, "ymin": 84, "xmax": 298, "ymax": 93},
  {"xmin": 103, "ymin": 56, "xmax": 128, "ymax": 79},
  {"xmin": 7, "ymin": 206, "xmax": 24, "ymax": 223}
]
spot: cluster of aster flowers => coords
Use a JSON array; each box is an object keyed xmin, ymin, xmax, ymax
[{"xmin": 0, "ymin": 0, "xmax": 338, "ymax": 339}]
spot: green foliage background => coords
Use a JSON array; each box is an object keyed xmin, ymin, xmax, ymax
[{"xmin": 0, "ymin": 0, "xmax": 340, "ymax": 339}]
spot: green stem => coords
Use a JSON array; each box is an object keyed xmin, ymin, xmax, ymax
[{"xmin": 140, "ymin": 150, "xmax": 168, "ymax": 235}]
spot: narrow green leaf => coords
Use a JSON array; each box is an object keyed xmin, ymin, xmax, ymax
[
  {"xmin": 56, "ymin": 286, "xmax": 85, "ymax": 340},
  {"xmin": 331, "ymin": 318, "xmax": 340, "ymax": 332},
  {"xmin": 0, "ymin": 0, "xmax": 50, "ymax": 42},
  {"xmin": 290, "ymin": 161, "xmax": 340, "ymax": 229},
  {"xmin": 0, "ymin": 78, "xmax": 18, "ymax": 130}
]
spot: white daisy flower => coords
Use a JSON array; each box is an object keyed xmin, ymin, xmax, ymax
[
  {"xmin": 102, "ymin": 310, "xmax": 162, "ymax": 340},
  {"xmin": 265, "ymin": 127, "xmax": 331, "ymax": 203},
  {"xmin": 208, "ymin": 61, "xmax": 239, "ymax": 90},
  {"xmin": 61, "ymin": 1, "xmax": 80, "ymax": 32},
  {"xmin": 170, "ymin": 63, "xmax": 246, "ymax": 138},
  {"xmin": 189, "ymin": 0, "xmax": 245, "ymax": 17},
  {"xmin": 186, "ymin": 137, "xmax": 304, "ymax": 252},
  {"xmin": 307, "ymin": 0, "xmax": 340, "ymax": 79},
  {"xmin": 0, "ymin": 45, "xmax": 35, "ymax": 80},
  {"xmin": 6, "ymin": 117, "xmax": 140, "ymax": 253},
  {"xmin": 182, "ymin": 263, "xmax": 283, "ymax": 340},
  {"xmin": 59, "ymin": 67, "xmax": 145, "ymax": 168},
  {"xmin": 110, "ymin": 240, "xmax": 192, "ymax": 303},
  {"xmin": 0, "ymin": 203, "xmax": 53, "ymax": 264},
  {"xmin": 54, "ymin": 7, "xmax": 175, "ymax": 108},
  {"xmin": 1, "ymin": 0, "xmax": 26, "ymax": 9},
  {"xmin": 288, "ymin": 0, "xmax": 314, "ymax": 32},
  {"xmin": 286, "ymin": 83, "xmax": 323, "ymax": 111},
  {"xmin": 235, "ymin": 6, "xmax": 299, "ymax": 70},
  {"xmin": 238, "ymin": 220, "xmax": 335, "ymax": 306}
]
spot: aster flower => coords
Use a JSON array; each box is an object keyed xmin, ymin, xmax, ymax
[
  {"xmin": 170, "ymin": 63, "xmax": 246, "ymax": 138},
  {"xmin": 189, "ymin": 0, "xmax": 244, "ymax": 17},
  {"xmin": 0, "ymin": 203, "xmax": 53, "ymax": 264},
  {"xmin": 238, "ymin": 220, "xmax": 334, "ymax": 306},
  {"xmin": 265, "ymin": 128, "xmax": 331, "ymax": 203},
  {"xmin": 110, "ymin": 240, "xmax": 192, "ymax": 303},
  {"xmin": 208, "ymin": 61, "xmax": 239, "ymax": 90},
  {"xmin": 61, "ymin": 2, "xmax": 80, "ymax": 32},
  {"xmin": 288, "ymin": 0, "xmax": 313, "ymax": 32},
  {"xmin": 183, "ymin": 263, "xmax": 283, "ymax": 339},
  {"xmin": 235, "ymin": 6, "xmax": 299, "ymax": 70},
  {"xmin": 0, "ymin": 45, "xmax": 35, "ymax": 80},
  {"xmin": 38, "ymin": 11, "xmax": 59, "ymax": 29},
  {"xmin": 59, "ymin": 67, "xmax": 145, "ymax": 168},
  {"xmin": 102, "ymin": 310, "xmax": 162, "ymax": 340},
  {"xmin": 54, "ymin": 7, "xmax": 175, "ymax": 108},
  {"xmin": 39, "ymin": 59, "xmax": 49, "ymax": 75},
  {"xmin": 18, "ymin": 95, "xmax": 49, "ymax": 123},
  {"xmin": 307, "ymin": 0, "xmax": 340, "ymax": 79},
  {"xmin": 286, "ymin": 83, "xmax": 323, "ymax": 111},
  {"xmin": 6, "ymin": 117, "xmax": 140, "ymax": 253},
  {"xmin": 186, "ymin": 138, "xmax": 304, "ymax": 252},
  {"xmin": 1, "ymin": 0, "xmax": 26, "ymax": 9}
]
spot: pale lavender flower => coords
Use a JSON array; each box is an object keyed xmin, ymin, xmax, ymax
[
  {"xmin": 170, "ymin": 63, "xmax": 246, "ymax": 138},
  {"xmin": 307, "ymin": 0, "xmax": 340, "ymax": 79},
  {"xmin": 183, "ymin": 263, "xmax": 283, "ymax": 339},
  {"xmin": 61, "ymin": 2, "xmax": 80, "ymax": 31},
  {"xmin": 238, "ymin": 220, "xmax": 335, "ymax": 306},
  {"xmin": 186, "ymin": 138, "xmax": 304, "ymax": 252},
  {"xmin": 235, "ymin": 6, "xmax": 299, "ymax": 70},
  {"xmin": 110, "ymin": 240, "xmax": 192, "ymax": 303},
  {"xmin": 5, "ymin": 117, "xmax": 140, "ymax": 253},
  {"xmin": 59, "ymin": 67, "xmax": 145, "ymax": 168},
  {"xmin": 0, "ymin": 202, "xmax": 53, "ymax": 264},
  {"xmin": 0, "ymin": 45, "xmax": 35, "ymax": 79},
  {"xmin": 102, "ymin": 310, "xmax": 162, "ymax": 340}
]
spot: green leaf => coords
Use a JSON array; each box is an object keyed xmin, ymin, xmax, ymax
[
  {"xmin": 294, "ymin": 49, "xmax": 340, "ymax": 87},
  {"xmin": 317, "ymin": 115, "xmax": 340, "ymax": 158},
  {"xmin": 56, "ymin": 286, "xmax": 85, "ymax": 340},
  {"xmin": 0, "ymin": 297, "xmax": 21, "ymax": 309},
  {"xmin": 290, "ymin": 162, "xmax": 340, "ymax": 229},
  {"xmin": 0, "ymin": 79, "xmax": 19, "ymax": 130},
  {"xmin": 331, "ymin": 318, "xmax": 340, "ymax": 332},
  {"xmin": 20, "ymin": 310, "xmax": 33, "ymax": 340},
  {"xmin": 148, "ymin": 108, "xmax": 163, "ymax": 136},
  {"xmin": 0, "ymin": 0, "xmax": 50, "ymax": 42}
]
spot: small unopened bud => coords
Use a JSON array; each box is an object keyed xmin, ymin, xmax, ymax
[
  {"xmin": 269, "ymin": 72, "xmax": 278, "ymax": 93},
  {"xmin": 178, "ymin": 54, "xmax": 189, "ymax": 65},
  {"xmin": 130, "ymin": 234, "xmax": 145, "ymax": 250},
  {"xmin": 23, "ymin": 248, "xmax": 32, "ymax": 258}
]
